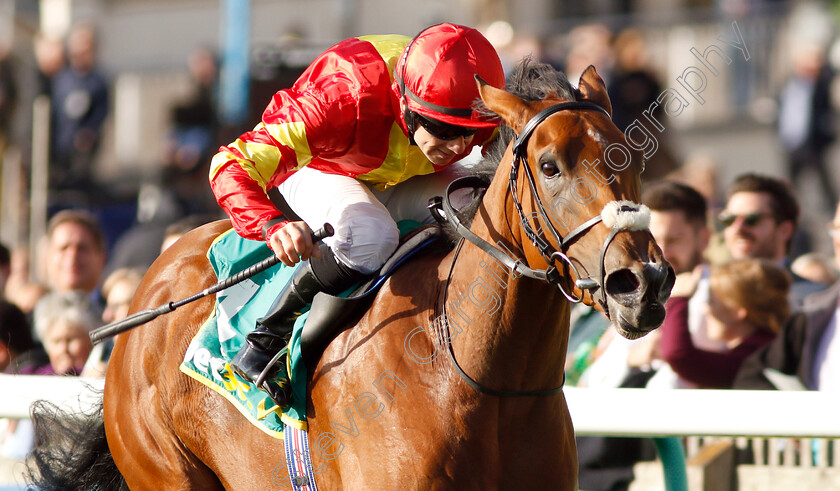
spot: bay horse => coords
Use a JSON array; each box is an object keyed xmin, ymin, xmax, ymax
[{"xmin": 30, "ymin": 61, "xmax": 672, "ymax": 490}]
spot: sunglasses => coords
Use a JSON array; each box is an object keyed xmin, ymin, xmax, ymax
[
  {"xmin": 718, "ymin": 211, "xmax": 771, "ymax": 228},
  {"xmin": 416, "ymin": 114, "xmax": 478, "ymax": 140}
]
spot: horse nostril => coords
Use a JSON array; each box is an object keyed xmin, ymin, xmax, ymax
[
  {"xmin": 659, "ymin": 265, "xmax": 676, "ymax": 301},
  {"xmin": 605, "ymin": 269, "xmax": 640, "ymax": 296},
  {"xmin": 642, "ymin": 263, "xmax": 675, "ymax": 303}
]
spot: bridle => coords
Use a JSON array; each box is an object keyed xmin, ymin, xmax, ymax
[
  {"xmin": 510, "ymin": 101, "xmax": 611, "ymax": 306},
  {"xmin": 429, "ymin": 99, "xmax": 649, "ymax": 397},
  {"xmin": 433, "ymin": 100, "xmax": 643, "ymax": 314}
]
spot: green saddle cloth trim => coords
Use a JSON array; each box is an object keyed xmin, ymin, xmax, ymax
[{"xmin": 180, "ymin": 220, "xmax": 421, "ymax": 438}]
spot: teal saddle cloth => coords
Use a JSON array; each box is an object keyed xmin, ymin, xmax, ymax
[{"xmin": 180, "ymin": 221, "xmax": 431, "ymax": 437}]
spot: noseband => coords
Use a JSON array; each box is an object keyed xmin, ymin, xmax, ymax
[{"xmin": 432, "ymin": 101, "xmax": 650, "ymax": 316}]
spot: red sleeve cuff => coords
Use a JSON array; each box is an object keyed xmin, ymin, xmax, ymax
[{"xmin": 261, "ymin": 215, "xmax": 289, "ymax": 246}]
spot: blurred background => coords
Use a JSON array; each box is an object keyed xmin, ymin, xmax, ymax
[{"xmin": 1, "ymin": 0, "xmax": 839, "ymax": 280}]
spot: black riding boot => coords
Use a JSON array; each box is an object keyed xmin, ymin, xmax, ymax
[{"xmin": 231, "ymin": 246, "xmax": 367, "ymax": 407}]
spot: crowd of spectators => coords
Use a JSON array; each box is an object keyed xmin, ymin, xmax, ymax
[
  {"xmin": 569, "ymin": 172, "xmax": 840, "ymax": 489},
  {"xmin": 0, "ymin": 208, "xmax": 211, "ymax": 458},
  {"xmin": 0, "ymin": 20, "xmax": 227, "ymax": 464}
]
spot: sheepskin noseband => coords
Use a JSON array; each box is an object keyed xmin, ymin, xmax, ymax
[{"xmin": 601, "ymin": 201, "xmax": 650, "ymax": 231}]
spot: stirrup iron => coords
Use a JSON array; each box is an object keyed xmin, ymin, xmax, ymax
[{"xmin": 255, "ymin": 346, "xmax": 287, "ymax": 389}]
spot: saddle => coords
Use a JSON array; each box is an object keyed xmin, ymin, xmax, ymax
[
  {"xmin": 181, "ymin": 221, "xmax": 443, "ymax": 434},
  {"xmin": 298, "ymin": 223, "xmax": 442, "ymax": 369},
  {"xmin": 268, "ymin": 187, "xmax": 446, "ymax": 368}
]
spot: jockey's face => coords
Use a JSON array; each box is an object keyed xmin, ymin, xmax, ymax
[
  {"xmin": 413, "ymin": 117, "xmax": 476, "ymax": 166},
  {"xmin": 414, "ymin": 113, "xmax": 478, "ymax": 166}
]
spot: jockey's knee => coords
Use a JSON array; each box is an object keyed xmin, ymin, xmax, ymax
[{"xmin": 331, "ymin": 205, "xmax": 399, "ymax": 274}]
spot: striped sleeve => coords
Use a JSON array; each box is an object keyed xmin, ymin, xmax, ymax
[
  {"xmin": 209, "ymin": 86, "xmax": 351, "ymax": 241},
  {"xmin": 209, "ymin": 121, "xmax": 299, "ymax": 241}
]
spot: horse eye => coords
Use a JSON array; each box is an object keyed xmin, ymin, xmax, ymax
[{"xmin": 541, "ymin": 161, "xmax": 560, "ymax": 178}]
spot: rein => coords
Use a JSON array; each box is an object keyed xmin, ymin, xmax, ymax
[{"xmin": 441, "ymin": 238, "xmax": 565, "ymax": 397}]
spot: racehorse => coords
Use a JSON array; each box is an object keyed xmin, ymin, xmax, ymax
[{"xmin": 30, "ymin": 61, "xmax": 672, "ymax": 490}]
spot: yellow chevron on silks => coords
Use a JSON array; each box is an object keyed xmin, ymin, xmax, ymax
[
  {"xmin": 209, "ymin": 147, "xmax": 243, "ymax": 180},
  {"xmin": 211, "ymin": 139, "xmax": 283, "ymax": 187},
  {"xmin": 359, "ymin": 34, "xmax": 411, "ymax": 81},
  {"xmin": 209, "ymin": 121, "xmax": 312, "ymax": 184},
  {"xmin": 356, "ymin": 122, "xmax": 434, "ymax": 190},
  {"xmin": 263, "ymin": 121, "xmax": 312, "ymax": 172}
]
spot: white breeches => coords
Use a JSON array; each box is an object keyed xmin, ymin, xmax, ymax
[{"xmin": 278, "ymin": 162, "xmax": 473, "ymax": 274}]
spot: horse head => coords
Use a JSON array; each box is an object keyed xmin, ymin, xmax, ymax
[{"xmin": 477, "ymin": 64, "xmax": 674, "ymax": 339}]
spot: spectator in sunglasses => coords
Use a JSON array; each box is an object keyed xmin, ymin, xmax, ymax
[
  {"xmin": 209, "ymin": 23, "xmax": 505, "ymax": 407},
  {"xmin": 736, "ymin": 199, "xmax": 840, "ymax": 391},
  {"xmin": 718, "ymin": 173, "xmax": 825, "ymax": 307}
]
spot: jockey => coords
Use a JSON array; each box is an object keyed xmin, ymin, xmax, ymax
[{"xmin": 210, "ymin": 23, "xmax": 505, "ymax": 407}]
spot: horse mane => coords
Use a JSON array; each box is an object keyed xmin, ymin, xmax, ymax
[{"xmin": 437, "ymin": 57, "xmax": 577, "ymax": 244}]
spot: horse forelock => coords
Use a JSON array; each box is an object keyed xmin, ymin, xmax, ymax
[
  {"xmin": 444, "ymin": 57, "xmax": 579, "ymax": 243},
  {"xmin": 473, "ymin": 56, "xmax": 578, "ymax": 166}
]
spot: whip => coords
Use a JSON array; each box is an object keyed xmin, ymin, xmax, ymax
[{"xmin": 89, "ymin": 224, "xmax": 334, "ymax": 344}]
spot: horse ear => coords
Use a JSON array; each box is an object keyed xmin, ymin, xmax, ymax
[
  {"xmin": 576, "ymin": 65, "xmax": 612, "ymax": 117},
  {"xmin": 476, "ymin": 75, "xmax": 529, "ymax": 133}
]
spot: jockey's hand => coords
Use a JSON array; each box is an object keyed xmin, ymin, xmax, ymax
[{"xmin": 268, "ymin": 221, "xmax": 323, "ymax": 267}]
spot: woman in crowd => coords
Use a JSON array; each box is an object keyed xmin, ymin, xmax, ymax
[
  {"xmin": 661, "ymin": 259, "xmax": 791, "ymax": 388},
  {"xmin": 33, "ymin": 295, "xmax": 95, "ymax": 376},
  {"xmin": 82, "ymin": 267, "xmax": 144, "ymax": 377}
]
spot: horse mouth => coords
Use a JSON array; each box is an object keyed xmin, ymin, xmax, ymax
[
  {"xmin": 610, "ymin": 301, "xmax": 667, "ymax": 340},
  {"xmin": 612, "ymin": 313, "xmax": 651, "ymax": 340}
]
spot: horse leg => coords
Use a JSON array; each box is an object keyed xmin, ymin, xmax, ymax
[
  {"xmin": 172, "ymin": 391, "xmax": 302, "ymax": 490},
  {"xmin": 105, "ymin": 377, "xmax": 224, "ymax": 489},
  {"xmin": 105, "ymin": 322, "xmax": 225, "ymax": 490}
]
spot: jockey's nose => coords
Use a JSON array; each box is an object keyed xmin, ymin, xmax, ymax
[{"xmin": 446, "ymin": 135, "xmax": 468, "ymax": 154}]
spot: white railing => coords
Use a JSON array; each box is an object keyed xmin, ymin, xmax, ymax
[
  {"xmin": 6, "ymin": 380, "xmax": 840, "ymax": 489},
  {"xmin": 3, "ymin": 377, "xmax": 840, "ymax": 440},
  {"xmin": 565, "ymin": 388, "xmax": 840, "ymax": 490},
  {"xmin": 565, "ymin": 387, "xmax": 840, "ymax": 439},
  {"xmin": 0, "ymin": 374, "xmax": 104, "ymax": 419}
]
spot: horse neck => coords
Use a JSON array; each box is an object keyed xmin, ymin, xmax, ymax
[{"xmin": 445, "ymin": 176, "xmax": 571, "ymax": 393}]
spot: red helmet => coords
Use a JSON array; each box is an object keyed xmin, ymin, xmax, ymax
[{"xmin": 396, "ymin": 23, "xmax": 505, "ymax": 128}]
